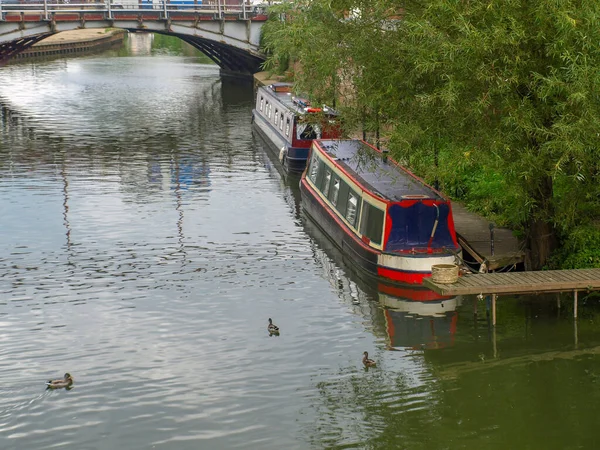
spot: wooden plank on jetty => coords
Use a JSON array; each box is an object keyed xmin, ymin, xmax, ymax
[
  {"xmin": 423, "ymin": 268, "xmax": 600, "ymax": 296},
  {"xmin": 451, "ymin": 202, "xmax": 524, "ymax": 270}
]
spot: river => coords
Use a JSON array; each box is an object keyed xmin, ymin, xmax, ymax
[{"xmin": 1, "ymin": 32, "xmax": 600, "ymax": 450}]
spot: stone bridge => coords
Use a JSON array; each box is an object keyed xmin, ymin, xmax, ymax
[{"xmin": 0, "ymin": 1, "xmax": 268, "ymax": 75}]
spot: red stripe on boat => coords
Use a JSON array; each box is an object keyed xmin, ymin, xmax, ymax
[{"xmin": 377, "ymin": 266, "xmax": 429, "ymax": 284}]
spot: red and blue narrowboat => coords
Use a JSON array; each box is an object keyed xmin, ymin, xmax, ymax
[
  {"xmin": 252, "ymin": 83, "xmax": 340, "ymax": 173},
  {"xmin": 300, "ymin": 139, "xmax": 462, "ymax": 285}
]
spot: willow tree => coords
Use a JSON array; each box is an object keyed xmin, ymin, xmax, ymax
[
  {"xmin": 262, "ymin": 0, "xmax": 600, "ymax": 269},
  {"xmin": 260, "ymin": 1, "xmax": 349, "ymax": 107}
]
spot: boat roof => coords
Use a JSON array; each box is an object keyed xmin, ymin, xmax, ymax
[
  {"xmin": 315, "ymin": 140, "xmax": 445, "ymax": 202},
  {"xmin": 260, "ymin": 84, "xmax": 338, "ymax": 116}
]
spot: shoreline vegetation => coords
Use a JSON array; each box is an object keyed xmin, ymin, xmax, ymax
[{"xmin": 258, "ymin": 1, "xmax": 600, "ymax": 272}]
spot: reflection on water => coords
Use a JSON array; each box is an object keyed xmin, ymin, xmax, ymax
[
  {"xmin": 379, "ymin": 292, "xmax": 460, "ymax": 351},
  {"xmin": 300, "ymin": 212, "xmax": 600, "ymax": 449},
  {"xmin": 1, "ymin": 33, "xmax": 600, "ymax": 450}
]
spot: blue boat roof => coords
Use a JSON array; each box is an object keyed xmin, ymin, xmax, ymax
[{"xmin": 315, "ymin": 140, "xmax": 444, "ymax": 202}]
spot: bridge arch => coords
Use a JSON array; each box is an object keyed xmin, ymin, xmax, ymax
[{"xmin": 0, "ymin": 2, "xmax": 267, "ymax": 76}]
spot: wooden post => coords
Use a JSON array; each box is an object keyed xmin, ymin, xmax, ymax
[
  {"xmin": 574, "ymin": 290, "xmax": 578, "ymax": 320},
  {"xmin": 492, "ymin": 325, "xmax": 498, "ymax": 358},
  {"xmin": 492, "ymin": 294, "xmax": 497, "ymax": 326}
]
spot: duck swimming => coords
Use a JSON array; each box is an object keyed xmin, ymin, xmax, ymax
[
  {"xmin": 268, "ymin": 318, "xmax": 280, "ymax": 335},
  {"xmin": 362, "ymin": 352, "xmax": 376, "ymax": 368},
  {"xmin": 46, "ymin": 373, "xmax": 73, "ymax": 389}
]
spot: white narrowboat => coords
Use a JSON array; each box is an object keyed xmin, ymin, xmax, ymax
[{"xmin": 252, "ymin": 82, "xmax": 341, "ymax": 173}]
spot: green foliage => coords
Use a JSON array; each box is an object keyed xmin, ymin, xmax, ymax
[
  {"xmin": 261, "ymin": 0, "xmax": 600, "ymax": 268},
  {"xmin": 548, "ymin": 225, "xmax": 600, "ymax": 269},
  {"xmin": 259, "ymin": 4, "xmax": 293, "ymax": 73}
]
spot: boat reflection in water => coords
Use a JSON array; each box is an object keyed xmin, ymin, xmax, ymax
[{"xmin": 377, "ymin": 283, "xmax": 461, "ymax": 351}]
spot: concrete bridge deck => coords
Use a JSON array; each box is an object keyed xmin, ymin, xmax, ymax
[{"xmin": 0, "ymin": 1, "xmax": 268, "ymax": 74}]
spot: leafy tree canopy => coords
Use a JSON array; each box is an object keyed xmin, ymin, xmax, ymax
[{"xmin": 261, "ymin": 0, "xmax": 600, "ymax": 269}]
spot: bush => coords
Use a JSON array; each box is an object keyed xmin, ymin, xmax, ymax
[{"xmin": 548, "ymin": 225, "xmax": 600, "ymax": 269}]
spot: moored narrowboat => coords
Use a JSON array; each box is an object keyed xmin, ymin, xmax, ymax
[
  {"xmin": 300, "ymin": 139, "xmax": 462, "ymax": 285},
  {"xmin": 252, "ymin": 83, "xmax": 340, "ymax": 173}
]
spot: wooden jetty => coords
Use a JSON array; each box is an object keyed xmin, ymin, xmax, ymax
[
  {"xmin": 451, "ymin": 202, "xmax": 524, "ymax": 271},
  {"xmin": 424, "ymin": 268, "xmax": 600, "ymax": 325},
  {"xmin": 424, "ymin": 269, "xmax": 600, "ymax": 296}
]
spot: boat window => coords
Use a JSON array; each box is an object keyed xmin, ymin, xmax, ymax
[
  {"xmin": 280, "ymin": 113, "xmax": 284, "ymax": 131},
  {"xmin": 322, "ymin": 170, "xmax": 332, "ymax": 197},
  {"xmin": 309, "ymin": 153, "xmax": 320, "ymax": 183},
  {"xmin": 336, "ymin": 181, "xmax": 350, "ymax": 216},
  {"xmin": 313, "ymin": 160, "xmax": 326, "ymax": 188},
  {"xmin": 266, "ymin": 101, "xmax": 270, "ymax": 118},
  {"xmin": 360, "ymin": 201, "xmax": 384, "ymax": 245},
  {"xmin": 275, "ymin": 109, "xmax": 279, "ymax": 126},
  {"xmin": 329, "ymin": 178, "xmax": 340, "ymax": 206},
  {"xmin": 285, "ymin": 118, "xmax": 290, "ymax": 136},
  {"xmin": 260, "ymin": 96, "xmax": 264, "ymax": 112},
  {"xmin": 296, "ymin": 123, "xmax": 322, "ymax": 140},
  {"xmin": 346, "ymin": 193, "xmax": 359, "ymax": 226}
]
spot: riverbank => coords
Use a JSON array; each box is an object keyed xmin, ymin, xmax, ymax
[{"xmin": 12, "ymin": 28, "xmax": 126, "ymax": 60}]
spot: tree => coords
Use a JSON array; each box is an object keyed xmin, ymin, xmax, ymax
[{"xmin": 262, "ymin": 0, "xmax": 600, "ymax": 269}]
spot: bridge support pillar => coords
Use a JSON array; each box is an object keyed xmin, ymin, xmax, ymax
[{"xmin": 219, "ymin": 68, "xmax": 254, "ymax": 80}]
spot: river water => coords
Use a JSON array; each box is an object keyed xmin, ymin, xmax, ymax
[{"xmin": 1, "ymin": 33, "xmax": 600, "ymax": 450}]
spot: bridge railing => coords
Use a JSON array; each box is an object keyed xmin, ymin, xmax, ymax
[{"xmin": 0, "ymin": 1, "xmax": 263, "ymax": 21}]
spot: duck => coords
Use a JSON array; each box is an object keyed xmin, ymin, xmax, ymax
[
  {"xmin": 362, "ymin": 352, "xmax": 376, "ymax": 368},
  {"xmin": 46, "ymin": 373, "xmax": 74, "ymax": 389},
  {"xmin": 267, "ymin": 318, "xmax": 280, "ymax": 335}
]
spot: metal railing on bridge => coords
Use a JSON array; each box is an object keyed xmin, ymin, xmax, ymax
[{"xmin": 0, "ymin": 0, "xmax": 267, "ymax": 21}]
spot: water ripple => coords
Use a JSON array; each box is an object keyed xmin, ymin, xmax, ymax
[
  {"xmin": 0, "ymin": 44, "xmax": 391, "ymax": 449},
  {"xmin": 4, "ymin": 35, "xmax": 587, "ymax": 450}
]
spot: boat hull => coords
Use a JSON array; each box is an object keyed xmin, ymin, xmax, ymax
[
  {"xmin": 252, "ymin": 110, "xmax": 308, "ymax": 173},
  {"xmin": 300, "ymin": 178, "xmax": 458, "ymax": 285}
]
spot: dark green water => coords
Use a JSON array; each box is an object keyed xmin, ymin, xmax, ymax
[{"xmin": 1, "ymin": 32, "xmax": 600, "ymax": 450}]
